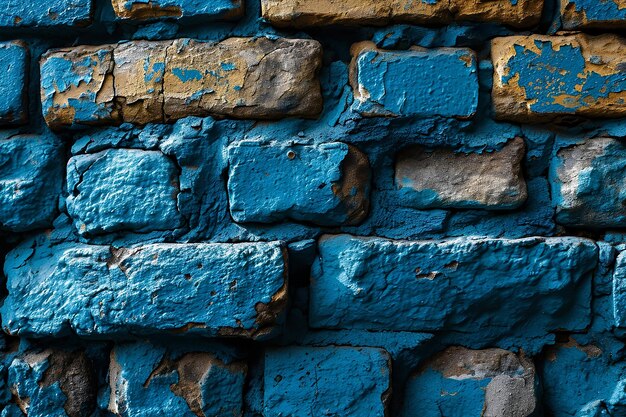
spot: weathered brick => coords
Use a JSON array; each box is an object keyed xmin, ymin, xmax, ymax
[
  {"xmin": 310, "ymin": 234, "xmax": 596, "ymax": 336},
  {"xmin": 550, "ymin": 138, "xmax": 626, "ymax": 229},
  {"xmin": 1, "ymin": 241, "xmax": 287, "ymax": 339},
  {"xmin": 8, "ymin": 348, "xmax": 96, "ymax": 417},
  {"xmin": 66, "ymin": 149, "xmax": 182, "ymax": 236},
  {"xmin": 613, "ymin": 251, "xmax": 626, "ymax": 328},
  {"xmin": 227, "ymin": 141, "xmax": 371, "ymax": 226},
  {"xmin": 162, "ymin": 37, "xmax": 322, "ymax": 121},
  {"xmin": 402, "ymin": 347, "xmax": 537, "ymax": 417},
  {"xmin": 113, "ymin": 41, "xmax": 167, "ymax": 125},
  {"xmin": 40, "ymin": 45, "xmax": 118, "ymax": 130},
  {"xmin": 492, "ymin": 34, "xmax": 626, "ymax": 122},
  {"xmin": 396, "ymin": 137, "xmax": 527, "ymax": 210},
  {"xmin": 0, "ymin": 41, "xmax": 28, "ymax": 125},
  {"xmin": 0, "ymin": 0, "xmax": 92, "ymax": 28},
  {"xmin": 561, "ymin": 0, "xmax": 626, "ymax": 29},
  {"xmin": 350, "ymin": 42, "xmax": 478, "ymax": 118},
  {"xmin": 542, "ymin": 337, "xmax": 622, "ymax": 417},
  {"xmin": 262, "ymin": 0, "xmax": 543, "ymax": 28},
  {"xmin": 112, "ymin": 0, "xmax": 243, "ymax": 20},
  {"xmin": 0, "ymin": 133, "xmax": 64, "ymax": 232},
  {"xmin": 41, "ymin": 38, "xmax": 323, "ymax": 129},
  {"xmin": 108, "ymin": 341, "xmax": 246, "ymax": 417},
  {"xmin": 264, "ymin": 346, "xmax": 391, "ymax": 417}
]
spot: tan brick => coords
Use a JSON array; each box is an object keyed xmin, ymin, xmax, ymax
[
  {"xmin": 395, "ymin": 137, "xmax": 527, "ymax": 210},
  {"xmin": 163, "ymin": 37, "xmax": 323, "ymax": 121},
  {"xmin": 41, "ymin": 45, "xmax": 119, "ymax": 130},
  {"xmin": 492, "ymin": 33, "xmax": 626, "ymax": 123},
  {"xmin": 113, "ymin": 41, "xmax": 168, "ymax": 124},
  {"xmin": 40, "ymin": 37, "xmax": 323, "ymax": 129},
  {"xmin": 262, "ymin": 0, "xmax": 543, "ymax": 28},
  {"xmin": 111, "ymin": 0, "xmax": 244, "ymax": 21}
]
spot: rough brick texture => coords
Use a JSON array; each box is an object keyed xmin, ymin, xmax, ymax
[
  {"xmin": 41, "ymin": 37, "xmax": 323, "ymax": 129},
  {"xmin": 2, "ymin": 241, "xmax": 287, "ymax": 339},
  {"xmin": 108, "ymin": 341, "xmax": 247, "ymax": 417},
  {"xmin": 0, "ymin": 0, "xmax": 92, "ymax": 28},
  {"xmin": 492, "ymin": 34, "xmax": 626, "ymax": 122},
  {"xmin": 561, "ymin": 0, "xmax": 626, "ymax": 29},
  {"xmin": 262, "ymin": 0, "xmax": 544, "ymax": 28},
  {"xmin": 0, "ymin": 133, "xmax": 64, "ymax": 232},
  {"xmin": 2, "ymin": 0, "xmax": 626, "ymax": 416},
  {"xmin": 0, "ymin": 42, "xmax": 28, "ymax": 125},
  {"xmin": 396, "ymin": 137, "xmax": 527, "ymax": 209},
  {"xmin": 228, "ymin": 141, "xmax": 371, "ymax": 225},
  {"xmin": 350, "ymin": 42, "xmax": 478, "ymax": 118},
  {"xmin": 264, "ymin": 346, "xmax": 391, "ymax": 417},
  {"xmin": 111, "ymin": 0, "xmax": 244, "ymax": 21}
]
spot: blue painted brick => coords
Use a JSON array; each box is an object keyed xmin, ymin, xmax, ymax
[
  {"xmin": 541, "ymin": 338, "xmax": 625, "ymax": 417},
  {"xmin": 613, "ymin": 250, "xmax": 626, "ymax": 328},
  {"xmin": 108, "ymin": 341, "xmax": 246, "ymax": 417},
  {"xmin": 228, "ymin": 141, "xmax": 371, "ymax": 226},
  {"xmin": 0, "ymin": 41, "xmax": 28, "ymax": 125},
  {"xmin": 350, "ymin": 42, "xmax": 478, "ymax": 118},
  {"xmin": 66, "ymin": 149, "xmax": 183, "ymax": 236},
  {"xmin": 401, "ymin": 347, "xmax": 537, "ymax": 417},
  {"xmin": 310, "ymin": 234, "xmax": 596, "ymax": 347},
  {"xmin": 1, "ymin": 240, "xmax": 287, "ymax": 339},
  {"xmin": 561, "ymin": 0, "xmax": 626, "ymax": 29},
  {"xmin": 264, "ymin": 346, "xmax": 391, "ymax": 417},
  {"xmin": 550, "ymin": 137, "xmax": 626, "ymax": 229},
  {"xmin": 0, "ymin": 0, "xmax": 92, "ymax": 28},
  {"xmin": 0, "ymin": 133, "xmax": 64, "ymax": 232},
  {"xmin": 492, "ymin": 34, "xmax": 626, "ymax": 122},
  {"xmin": 112, "ymin": 0, "xmax": 244, "ymax": 21},
  {"xmin": 395, "ymin": 137, "xmax": 527, "ymax": 210},
  {"xmin": 7, "ymin": 348, "xmax": 96, "ymax": 417}
]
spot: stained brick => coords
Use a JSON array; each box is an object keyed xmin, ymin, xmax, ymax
[
  {"xmin": 109, "ymin": 341, "xmax": 246, "ymax": 417},
  {"xmin": 550, "ymin": 137, "xmax": 626, "ymax": 229},
  {"xmin": 40, "ymin": 45, "xmax": 117, "ymax": 130},
  {"xmin": 310, "ymin": 234, "xmax": 596, "ymax": 338},
  {"xmin": 8, "ymin": 348, "xmax": 96, "ymax": 417},
  {"xmin": 402, "ymin": 347, "xmax": 537, "ymax": 417},
  {"xmin": 162, "ymin": 37, "xmax": 322, "ymax": 122},
  {"xmin": 561, "ymin": 0, "xmax": 626, "ymax": 29},
  {"xmin": 0, "ymin": 41, "xmax": 28, "ymax": 125},
  {"xmin": 492, "ymin": 34, "xmax": 626, "ymax": 122}
]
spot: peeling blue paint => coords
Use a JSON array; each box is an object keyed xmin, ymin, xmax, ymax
[
  {"xmin": 353, "ymin": 47, "xmax": 479, "ymax": 118},
  {"xmin": 172, "ymin": 67, "xmax": 203, "ymax": 82}
]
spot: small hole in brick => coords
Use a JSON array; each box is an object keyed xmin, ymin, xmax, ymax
[{"xmin": 287, "ymin": 150, "xmax": 296, "ymax": 160}]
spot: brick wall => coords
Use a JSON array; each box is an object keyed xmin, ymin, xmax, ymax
[{"xmin": 0, "ymin": 0, "xmax": 625, "ymax": 416}]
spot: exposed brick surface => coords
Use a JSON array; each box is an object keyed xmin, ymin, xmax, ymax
[{"xmin": 1, "ymin": 0, "xmax": 626, "ymax": 415}]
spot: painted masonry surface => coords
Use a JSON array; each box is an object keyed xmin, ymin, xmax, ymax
[{"xmin": 2, "ymin": 0, "xmax": 626, "ymax": 415}]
